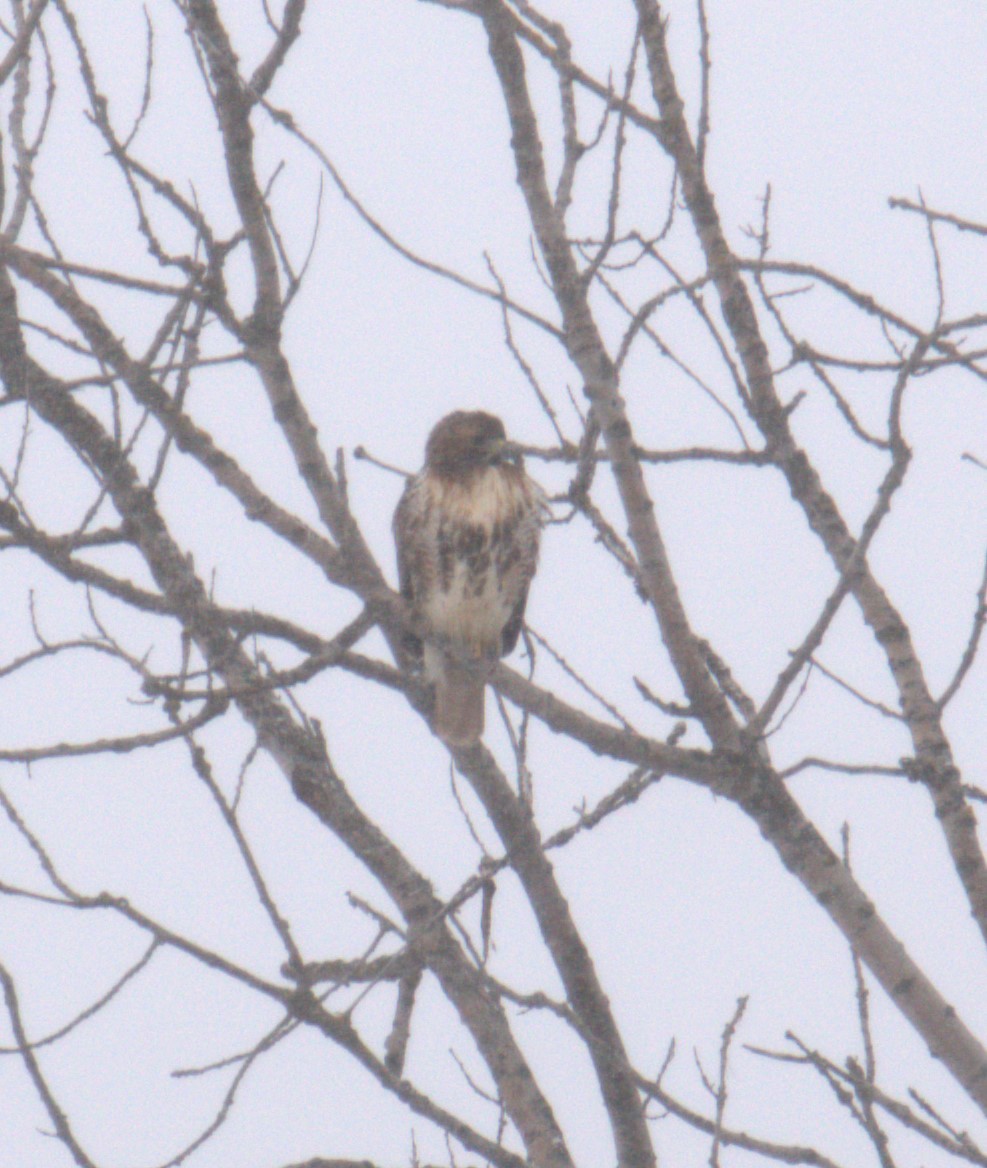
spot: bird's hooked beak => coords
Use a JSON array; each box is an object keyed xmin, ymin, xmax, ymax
[{"xmin": 490, "ymin": 438, "xmax": 523, "ymax": 466}]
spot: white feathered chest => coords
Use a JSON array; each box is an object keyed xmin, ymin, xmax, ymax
[{"xmin": 395, "ymin": 462, "xmax": 543, "ymax": 659}]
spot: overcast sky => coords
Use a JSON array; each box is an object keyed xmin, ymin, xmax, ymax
[{"xmin": 1, "ymin": 2, "xmax": 986, "ymax": 1165}]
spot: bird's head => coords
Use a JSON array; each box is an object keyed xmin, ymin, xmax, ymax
[{"xmin": 425, "ymin": 410, "xmax": 521, "ymax": 475}]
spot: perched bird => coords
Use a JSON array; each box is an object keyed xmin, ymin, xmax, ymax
[{"xmin": 393, "ymin": 411, "xmax": 543, "ymax": 746}]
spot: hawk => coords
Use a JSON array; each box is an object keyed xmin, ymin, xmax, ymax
[{"xmin": 393, "ymin": 411, "xmax": 543, "ymax": 746}]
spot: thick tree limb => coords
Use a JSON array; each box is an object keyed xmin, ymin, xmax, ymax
[{"xmin": 633, "ymin": 0, "xmax": 987, "ymax": 994}]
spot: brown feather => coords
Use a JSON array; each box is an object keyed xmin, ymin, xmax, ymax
[{"xmin": 433, "ymin": 655, "xmax": 487, "ymax": 747}]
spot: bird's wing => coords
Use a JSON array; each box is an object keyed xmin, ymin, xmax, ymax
[
  {"xmin": 498, "ymin": 480, "xmax": 543, "ymax": 656},
  {"xmin": 500, "ymin": 581, "xmax": 530, "ymax": 656},
  {"xmin": 392, "ymin": 476, "xmax": 425, "ymax": 661}
]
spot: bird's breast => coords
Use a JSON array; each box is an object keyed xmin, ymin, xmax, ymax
[{"xmin": 419, "ymin": 467, "xmax": 536, "ymax": 654}]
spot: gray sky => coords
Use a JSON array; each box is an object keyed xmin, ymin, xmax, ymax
[{"xmin": 1, "ymin": 1, "xmax": 986, "ymax": 1164}]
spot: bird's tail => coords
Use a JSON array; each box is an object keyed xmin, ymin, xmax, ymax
[{"xmin": 426, "ymin": 645, "xmax": 487, "ymax": 746}]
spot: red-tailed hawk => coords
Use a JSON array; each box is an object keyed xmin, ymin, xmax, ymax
[{"xmin": 393, "ymin": 411, "xmax": 543, "ymax": 746}]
